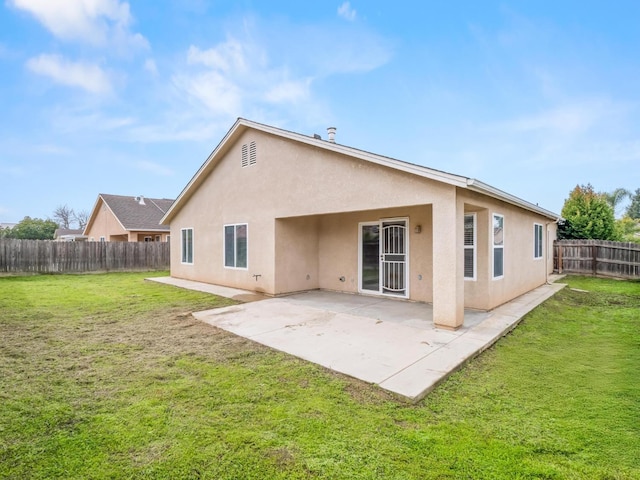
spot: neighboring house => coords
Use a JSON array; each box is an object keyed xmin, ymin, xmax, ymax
[
  {"xmin": 84, "ymin": 194, "xmax": 174, "ymax": 242},
  {"xmin": 54, "ymin": 228, "xmax": 87, "ymax": 242},
  {"xmin": 161, "ymin": 118, "xmax": 559, "ymax": 329}
]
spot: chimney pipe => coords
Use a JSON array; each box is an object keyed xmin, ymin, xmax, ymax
[{"xmin": 327, "ymin": 126, "xmax": 336, "ymax": 143}]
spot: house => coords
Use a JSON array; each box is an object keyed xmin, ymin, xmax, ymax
[
  {"xmin": 54, "ymin": 228, "xmax": 87, "ymax": 242},
  {"xmin": 84, "ymin": 194, "xmax": 174, "ymax": 242},
  {"xmin": 160, "ymin": 118, "xmax": 559, "ymax": 329}
]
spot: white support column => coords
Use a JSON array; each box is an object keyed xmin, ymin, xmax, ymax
[{"xmin": 432, "ymin": 193, "xmax": 464, "ymax": 329}]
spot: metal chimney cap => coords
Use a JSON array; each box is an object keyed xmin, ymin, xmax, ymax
[{"xmin": 327, "ymin": 126, "xmax": 337, "ymax": 143}]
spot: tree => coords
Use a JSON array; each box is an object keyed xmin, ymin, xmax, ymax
[
  {"xmin": 626, "ymin": 188, "xmax": 640, "ymax": 219},
  {"xmin": 6, "ymin": 217, "xmax": 58, "ymax": 240},
  {"xmin": 74, "ymin": 210, "xmax": 89, "ymax": 230},
  {"xmin": 53, "ymin": 204, "xmax": 75, "ymax": 229},
  {"xmin": 600, "ymin": 188, "xmax": 631, "ymax": 217},
  {"xmin": 615, "ymin": 216, "xmax": 640, "ymax": 243},
  {"xmin": 560, "ymin": 184, "xmax": 618, "ymax": 240}
]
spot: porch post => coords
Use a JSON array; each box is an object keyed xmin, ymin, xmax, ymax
[{"xmin": 432, "ymin": 193, "xmax": 464, "ymax": 329}]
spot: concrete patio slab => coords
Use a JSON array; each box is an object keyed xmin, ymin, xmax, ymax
[{"xmin": 164, "ymin": 277, "xmax": 567, "ymax": 402}]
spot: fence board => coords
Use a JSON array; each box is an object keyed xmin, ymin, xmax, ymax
[
  {"xmin": 0, "ymin": 239, "xmax": 169, "ymax": 274},
  {"xmin": 554, "ymin": 239, "xmax": 640, "ymax": 279}
]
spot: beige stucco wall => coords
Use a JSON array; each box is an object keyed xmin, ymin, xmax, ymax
[
  {"xmin": 458, "ymin": 189, "xmax": 557, "ymax": 310},
  {"xmin": 169, "ymin": 128, "xmax": 557, "ymax": 312},
  {"xmin": 170, "ymin": 129, "xmax": 452, "ymax": 292},
  {"xmin": 85, "ymin": 201, "xmax": 127, "ymax": 241}
]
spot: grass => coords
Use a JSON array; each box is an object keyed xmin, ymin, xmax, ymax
[{"xmin": 0, "ymin": 272, "xmax": 638, "ymax": 479}]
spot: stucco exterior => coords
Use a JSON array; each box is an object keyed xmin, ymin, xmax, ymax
[{"xmin": 163, "ymin": 119, "xmax": 559, "ymax": 329}]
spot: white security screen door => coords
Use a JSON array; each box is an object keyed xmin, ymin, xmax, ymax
[{"xmin": 359, "ymin": 219, "xmax": 408, "ymax": 297}]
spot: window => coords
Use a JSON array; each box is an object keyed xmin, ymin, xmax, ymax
[
  {"xmin": 224, "ymin": 224, "xmax": 248, "ymax": 268},
  {"xmin": 181, "ymin": 228, "xmax": 193, "ymax": 264},
  {"xmin": 99, "ymin": 236, "xmax": 105, "ymax": 242},
  {"xmin": 166, "ymin": 235, "xmax": 171, "ymax": 243},
  {"xmin": 534, "ymin": 224, "xmax": 543, "ymax": 259},
  {"xmin": 493, "ymin": 214, "xmax": 504, "ymax": 278},
  {"xmin": 464, "ymin": 213, "xmax": 476, "ymax": 280},
  {"xmin": 155, "ymin": 235, "xmax": 161, "ymax": 242},
  {"xmin": 144, "ymin": 236, "xmax": 152, "ymax": 242},
  {"xmin": 241, "ymin": 141, "xmax": 257, "ymax": 167}
]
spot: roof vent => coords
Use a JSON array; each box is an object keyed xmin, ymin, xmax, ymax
[
  {"xmin": 313, "ymin": 133, "xmax": 321, "ymax": 140},
  {"xmin": 327, "ymin": 127, "xmax": 336, "ymax": 143},
  {"xmin": 135, "ymin": 195, "xmax": 146, "ymax": 205}
]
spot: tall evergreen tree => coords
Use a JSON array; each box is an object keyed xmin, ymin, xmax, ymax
[{"xmin": 560, "ymin": 184, "xmax": 618, "ymax": 240}]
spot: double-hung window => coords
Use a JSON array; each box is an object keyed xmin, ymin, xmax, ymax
[
  {"xmin": 224, "ymin": 224, "xmax": 248, "ymax": 268},
  {"xmin": 493, "ymin": 214, "xmax": 504, "ymax": 278},
  {"xmin": 181, "ymin": 228, "xmax": 193, "ymax": 264},
  {"xmin": 464, "ymin": 213, "xmax": 476, "ymax": 280},
  {"xmin": 534, "ymin": 223, "xmax": 543, "ymax": 259}
]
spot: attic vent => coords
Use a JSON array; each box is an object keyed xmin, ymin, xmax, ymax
[
  {"xmin": 249, "ymin": 141, "xmax": 257, "ymax": 165},
  {"xmin": 241, "ymin": 141, "xmax": 257, "ymax": 168}
]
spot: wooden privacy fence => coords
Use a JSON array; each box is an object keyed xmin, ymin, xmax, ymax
[
  {"xmin": 554, "ymin": 239, "xmax": 640, "ymax": 279},
  {"xmin": 0, "ymin": 239, "xmax": 170, "ymax": 274}
]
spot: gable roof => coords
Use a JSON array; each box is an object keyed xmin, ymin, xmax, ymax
[
  {"xmin": 161, "ymin": 118, "xmax": 559, "ymax": 224},
  {"xmin": 85, "ymin": 194, "xmax": 174, "ymax": 234}
]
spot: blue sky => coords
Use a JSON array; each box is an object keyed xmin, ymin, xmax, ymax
[{"xmin": 1, "ymin": 1, "xmax": 639, "ymax": 224}]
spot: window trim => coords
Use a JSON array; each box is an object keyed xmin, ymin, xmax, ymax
[
  {"xmin": 533, "ymin": 223, "xmax": 543, "ymax": 260},
  {"xmin": 223, "ymin": 223, "xmax": 248, "ymax": 270},
  {"xmin": 181, "ymin": 227, "xmax": 194, "ymax": 265},
  {"xmin": 464, "ymin": 213, "xmax": 477, "ymax": 281},
  {"xmin": 99, "ymin": 236, "xmax": 105, "ymax": 242},
  {"xmin": 492, "ymin": 213, "xmax": 504, "ymax": 279}
]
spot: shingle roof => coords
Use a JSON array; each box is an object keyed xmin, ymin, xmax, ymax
[
  {"xmin": 55, "ymin": 228, "xmax": 84, "ymax": 237},
  {"xmin": 100, "ymin": 194, "xmax": 174, "ymax": 231}
]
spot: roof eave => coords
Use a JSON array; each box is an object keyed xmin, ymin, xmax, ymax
[{"xmin": 466, "ymin": 179, "xmax": 560, "ymax": 220}]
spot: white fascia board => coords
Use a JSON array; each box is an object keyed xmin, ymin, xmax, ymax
[
  {"xmin": 466, "ymin": 179, "xmax": 560, "ymax": 220},
  {"xmin": 161, "ymin": 119, "xmax": 246, "ymax": 224}
]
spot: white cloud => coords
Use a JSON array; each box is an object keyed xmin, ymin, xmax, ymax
[
  {"xmin": 172, "ymin": 70, "xmax": 242, "ymax": 117},
  {"xmin": 8, "ymin": 0, "xmax": 148, "ymax": 51},
  {"xmin": 264, "ymin": 78, "xmax": 311, "ymax": 104},
  {"xmin": 26, "ymin": 54, "xmax": 112, "ymax": 94},
  {"xmin": 337, "ymin": 2, "xmax": 356, "ymax": 21},
  {"xmin": 135, "ymin": 160, "xmax": 173, "ymax": 176},
  {"xmin": 498, "ymin": 99, "xmax": 626, "ymax": 136},
  {"xmin": 143, "ymin": 58, "xmax": 158, "ymax": 75},
  {"xmin": 187, "ymin": 42, "xmax": 246, "ymax": 74}
]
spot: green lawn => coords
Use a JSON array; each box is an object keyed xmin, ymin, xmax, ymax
[{"xmin": 0, "ymin": 272, "xmax": 638, "ymax": 479}]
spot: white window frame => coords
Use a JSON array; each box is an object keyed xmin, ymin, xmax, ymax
[
  {"xmin": 99, "ymin": 236, "xmax": 105, "ymax": 242},
  {"xmin": 224, "ymin": 223, "xmax": 248, "ymax": 270},
  {"xmin": 533, "ymin": 223, "xmax": 543, "ymax": 260},
  {"xmin": 492, "ymin": 213, "xmax": 504, "ymax": 279},
  {"xmin": 144, "ymin": 236, "xmax": 152, "ymax": 242},
  {"xmin": 181, "ymin": 228, "xmax": 194, "ymax": 265},
  {"xmin": 464, "ymin": 213, "xmax": 477, "ymax": 281},
  {"xmin": 166, "ymin": 235, "xmax": 171, "ymax": 243}
]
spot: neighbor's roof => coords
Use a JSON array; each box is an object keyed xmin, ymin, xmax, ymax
[
  {"xmin": 54, "ymin": 228, "xmax": 84, "ymax": 237},
  {"xmin": 161, "ymin": 118, "xmax": 559, "ymax": 224},
  {"xmin": 85, "ymin": 194, "xmax": 174, "ymax": 234}
]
